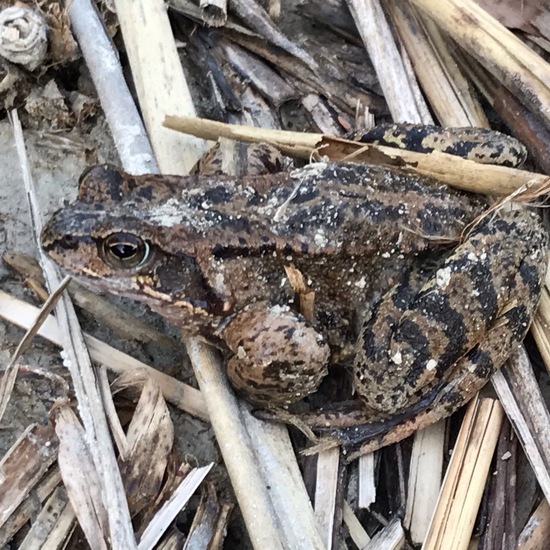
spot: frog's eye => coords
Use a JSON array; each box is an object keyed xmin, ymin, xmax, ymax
[{"xmin": 101, "ymin": 232, "xmax": 151, "ymax": 269}]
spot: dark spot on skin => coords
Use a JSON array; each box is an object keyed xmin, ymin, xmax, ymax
[
  {"xmin": 202, "ymin": 185, "xmax": 234, "ymax": 205},
  {"xmin": 136, "ymin": 185, "xmax": 153, "ymax": 200},
  {"xmin": 211, "ymin": 243, "xmax": 277, "ymax": 258},
  {"xmin": 292, "ymin": 186, "xmax": 320, "ymax": 204}
]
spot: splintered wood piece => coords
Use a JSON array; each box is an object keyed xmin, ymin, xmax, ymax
[
  {"xmin": 137, "ymin": 464, "xmax": 214, "ymax": 549},
  {"xmin": 0, "ymin": 468, "xmax": 63, "ymax": 547},
  {"xmin": 516, "ymin": 499, "xmax": 550, "ymax": 550},
  {"xmin": 423, "ymin": 397, "xmax": 504, "ymax": 550},
  {"xmin": 343, "ymin": 501, "xmax": 371, "ymax": 547},
  {"xmin": 315, "ymin": 447, "xmax": 340, "ymax": 549},
  {"xmin": 358, "ymin": 452, "xmax": 376, "ymax": 509},
  {"xmin": 404, "ymin": 421, "xmax": 445, "ymax": 544},
  {"xmin": 411, "ymin": 0, "xmax": 550, "ymax": 129},
  {"xmin": 0, "ymin": 291, "xmax": 209, "ymax": 421},
  {"xmin": 0, "ymin": 425, "xmax": 58, "ymax": 530},
  {"xmin": 492, "ymin": 348, "xmax": 550, "ymax": 503},
  {"xmin": 346, "ymin": 0, "xmax": 426, "ymax": 123},
  {"xmin": 385, "ymin": 1, "xmax": 487, "ymax": 127},
  {"xmin": 18, "ymin": 486, "xmax": 72, "ymax": 548},
  {"xmin": 364, "ymin": 516, "xmax": 406, "ymax": 550}
]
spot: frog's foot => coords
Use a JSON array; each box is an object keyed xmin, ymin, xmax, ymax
[
  {"xmin": 351, "ymin": 123, "xmax": 527, "ymax": 167},
  {"xmin": 354, "ymin": 209, "xmax": 548, "ymax": 417},
  {"xmin": 221, "ymin": 303, "xmax": 330, "ymax": 406}
]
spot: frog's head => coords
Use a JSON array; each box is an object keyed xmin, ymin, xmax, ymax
[{"xmin": 41, "ymin": 165, "xmax": 232, "ymax": 325}]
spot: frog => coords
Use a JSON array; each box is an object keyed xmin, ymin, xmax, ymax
[{"xmin": 40, "ymin": 135, "xmax": 548, "ymax": 450}]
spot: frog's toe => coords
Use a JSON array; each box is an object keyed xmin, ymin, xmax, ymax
[{"xmin": 222, "ymin": 304, "xmax": 330, "ymax": 406}]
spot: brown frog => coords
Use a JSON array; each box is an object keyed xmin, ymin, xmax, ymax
[{"xmin": 40, "ymin": 144, "xmax": 548, "ymax": 447}]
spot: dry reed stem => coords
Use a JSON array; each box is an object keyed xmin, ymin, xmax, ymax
[
  {"xmin": 423, "ymin": 396, "xmax": 504, "ymax": 550},
  {"xmin": 386, "ymin": 0, "xmax": 487, "ymax": 127},
  {"xmin": 345, "ymin": 0, "xmax": 425, "ymax": 122},
  {"xmin": 164, "ymin": 115, "xmax": 550, "ymax": 197},
  {"xmin": 516, "ymin": 499, "xmax": 550, "ymax": 550},
  {"xmin": 0, "ymin": 290, "xmax": 209, "ymax": 421},
  {"xmin": 112, "ymin": 0, "xmax": 207, "ymax": 174},
  {"xmin": 11, "ymin": 108, "xmax": 136, "ymax": 547},
  {"xmin": 492, "ymin": 348, "xmax": 550, "ymax": 503},
  {"xmin": 411, "ymin": 0, "xmax": 550, "ymax": 128}
]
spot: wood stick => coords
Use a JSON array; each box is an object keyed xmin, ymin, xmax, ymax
[
  {"xmin": 492, "ymin": 348, "xmax": 550, "ymax": 503},
  {"xmin": 345, "ymin": 0, "xmax": 424, "ymax": 123},
  {"xmin": 164, "ymin": 115, "xmax": 550, "ymax": 196},
  {"xmin": 411, "ymin": 0, "xmax": 550, "ymax": 129},
  {"xmin": 113, "ymin": 0, "xmax": 207, "ymax": 174},
  {"xmin": 423, "ymin": 396, "xmax": 504, "ymax": 550}
]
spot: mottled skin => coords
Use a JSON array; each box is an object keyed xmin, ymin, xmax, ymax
[{"xmin": 41, "ymin": 141, "xmax": 548, "ymax": 448}]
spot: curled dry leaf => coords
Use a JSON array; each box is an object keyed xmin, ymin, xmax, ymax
[{"xmin": 119, "ymin": 377, "xmax": 175, "ymax": 516}]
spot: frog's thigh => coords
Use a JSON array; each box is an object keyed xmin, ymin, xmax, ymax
[
  {"xmin": 355, "ymin": 210, "xmax": 546, "ymax": 414},
  {"xmin": 222, "ymin": 303, "xmax": 330, "ymax": 407}
]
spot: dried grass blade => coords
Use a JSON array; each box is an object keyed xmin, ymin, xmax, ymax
[{"xmin": 137, "ymin": 463, "xmax": 214, "ymax": 550}]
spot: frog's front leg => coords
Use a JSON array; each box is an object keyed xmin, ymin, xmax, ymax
[
  {"xmin": 221, "ymin": 303, "xmax": 330, "ymax": 406},
  {"xmin": 354, "ymin": 209, "xmax": 548, "ymax": 415}
]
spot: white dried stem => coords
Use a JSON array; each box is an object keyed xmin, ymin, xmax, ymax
[
  {"xmin": 0, "ymin": 6, "xmax": 47, "ymax": 71},
  {"xmin": 345, "ymin": 0, "xmax": 425, "ymax": 123}
]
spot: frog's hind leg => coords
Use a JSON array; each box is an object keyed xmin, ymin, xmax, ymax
[
  {"xmin": 354, "ymin": 209, "xmax": 547, "ymax": 416},
  {"xmin": 329, "ymin": 305, "xmax": 538, "ymax": 456}
]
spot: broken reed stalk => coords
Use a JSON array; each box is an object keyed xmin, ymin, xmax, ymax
[
  {"xmin": 164, "ymin": 115, "xmax": 550, "ymax": 197},
  {"xmin": 384, "ymin": 0, "xmax": 487, "ymax": 127},
  {"xmin": 345, "ymin": 0, "xmax": 425, "ymax": 122},
  {"xmin": 411, "ymin": 0, "xmax": 550, "ymax": 129},
  {"xmin": 423, "ymin": 397, "xmax": 504, "ymax": 550},
  {"xmin": 11, "ymin": 107, "xmax": 137, "ymax": 547}
]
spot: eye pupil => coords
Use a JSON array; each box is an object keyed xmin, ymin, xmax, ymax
[
  {"xmin": 101, "ymin": 233, "xmax": 150, "ymax": 268},
  {"xmin": 110, "ymin": 242, "xmax": 138, "ymax": 259}
]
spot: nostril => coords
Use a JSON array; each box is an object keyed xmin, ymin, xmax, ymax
[{"xmin": 59, "ymin": 234, "xmax": 79, "ymax": 249}]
